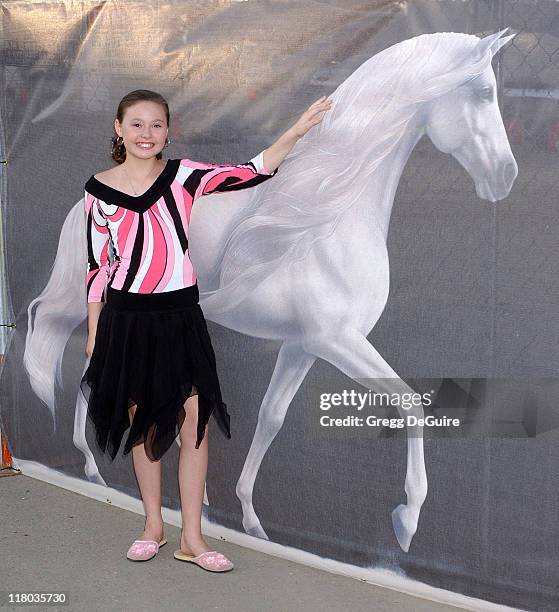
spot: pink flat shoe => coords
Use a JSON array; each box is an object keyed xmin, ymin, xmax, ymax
[
  {"xmin": 173, "ymin": 549, "xmax": 234, "ymax": 572},
  {"xmin": 126, "ymin": 537, "xmax": 167, "ymax": 561}
]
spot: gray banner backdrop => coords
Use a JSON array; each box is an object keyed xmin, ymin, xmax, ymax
[{"xmin": 1, "ymin": 1, "xmax": 558, "ymax": 610}]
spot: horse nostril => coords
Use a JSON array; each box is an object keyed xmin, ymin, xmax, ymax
[{"xmin": 503, "ymin": 161, "xmax": 517, "ymax": 185}]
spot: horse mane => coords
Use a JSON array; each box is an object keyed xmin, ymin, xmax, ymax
[{"xmin": 199, "ymin": 32, "xmax": 492, "ymax": 312}]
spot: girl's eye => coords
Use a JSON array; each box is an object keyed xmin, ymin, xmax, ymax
[{"xmin": 133, "ymin": 123, "xmax": 163, "ymax": 127}]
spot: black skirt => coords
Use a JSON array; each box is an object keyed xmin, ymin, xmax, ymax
[{"xmin": 80, "ymin": 283, "xmax": 231, "ymax": 462}]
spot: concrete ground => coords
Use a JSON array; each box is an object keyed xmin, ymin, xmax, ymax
[{"xmin": 1, "ymin": 474, "xmax": 476, "ymax": 612}]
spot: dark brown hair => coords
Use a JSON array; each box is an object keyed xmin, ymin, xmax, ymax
[{"xmin": 111, "ymin": 90, "xmax": 170, "ymax": 164}]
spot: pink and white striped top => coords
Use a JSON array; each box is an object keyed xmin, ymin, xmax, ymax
[{"xmin": 84, "ymin": 150, "xmax": 277, "ymax": 303}]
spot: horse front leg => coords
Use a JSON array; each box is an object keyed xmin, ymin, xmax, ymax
[
  {"xmin": 236, "ymin": 340, "xmax": 316, "ymax": 539},
  {"xmin": 303, "ymin": 328, "xmax": 428, "ymax": 552}
]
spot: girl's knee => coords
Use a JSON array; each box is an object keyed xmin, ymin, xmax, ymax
[
  {"xmin": 180, "ymin": 403, "xmax": 208, "ymax": 444},
  {"xmin": 180, "ymin": 425, "xmax": 208, "ymax": 446}
]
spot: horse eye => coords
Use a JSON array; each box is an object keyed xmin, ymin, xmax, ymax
[{"xmin": 477, "ymin": 86, "xmax": 493, "ymax": 101}]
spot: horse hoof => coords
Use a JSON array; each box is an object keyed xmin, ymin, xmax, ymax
[
  {"xmin": 243, "ymin": 520, "xmax": 269, "ymax": 540},
  {"xmin": 391, "ymin": 503, "xmax": 417, "ymax": 552}
]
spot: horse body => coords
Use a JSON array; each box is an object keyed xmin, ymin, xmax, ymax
[
  {"xmin": 195, "ymin": 30, "xmax": 518, "ymax": 551},
  {"xmin": 202, "ymin": 212, "xmax": 390, "ymax": 341}
]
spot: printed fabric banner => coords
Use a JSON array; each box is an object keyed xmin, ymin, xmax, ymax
[{"xmin": 1, "ymin": 1, "xmax": 558, "ymax": 609}]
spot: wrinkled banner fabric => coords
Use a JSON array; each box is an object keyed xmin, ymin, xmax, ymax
[{"xmin": 1, "ymin": 1, "xmax": 558, "ymax": 609}]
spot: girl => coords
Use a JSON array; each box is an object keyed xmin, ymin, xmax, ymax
[{"xmin": 81, "ymin": 89, "xmax": 332, "ymax": 572}]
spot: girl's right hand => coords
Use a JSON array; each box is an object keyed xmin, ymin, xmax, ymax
[
  {"xmin": 289, "ymin": 96, "xmax": 333, "ymax": 139},
  {"xmin": 86, "ymin": 333, "xmax": 96, "ymax": 358}
]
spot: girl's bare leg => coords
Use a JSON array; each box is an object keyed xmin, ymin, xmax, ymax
[
  {"xmin": 129, "ymin": 404, "xmax": 165, "ymax": 542},
  {"xmin": 178, "ymin": 391, "xmax": 213, "ymax": 556}
]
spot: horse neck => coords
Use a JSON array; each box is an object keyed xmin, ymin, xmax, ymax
[{"xmin": 343, "ymin": 115, "xmax": 425, "ymax": 241}]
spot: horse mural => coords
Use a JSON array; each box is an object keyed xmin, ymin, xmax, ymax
[{"xmin": 23, "ymin": 29, "xmax": 517, "ymax": 553}]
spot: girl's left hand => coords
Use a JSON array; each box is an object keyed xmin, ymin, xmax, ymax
[{"xmin": 290, "ymin": 96, "xmax": 333, "ymax": 139}]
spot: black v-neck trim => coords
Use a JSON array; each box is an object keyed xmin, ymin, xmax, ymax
[{"xmin": 85, "ymin": 159, "xmax": 181, "ymax": 209}]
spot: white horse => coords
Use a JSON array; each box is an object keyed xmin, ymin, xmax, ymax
[{"xmin": 23, "ymin": 30, "xmax": 517, "ymax": 551}]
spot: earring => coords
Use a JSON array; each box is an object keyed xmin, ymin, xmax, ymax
[{"xmin": 164, "ymin": 137, "xmax": 171, "ymax": 148}]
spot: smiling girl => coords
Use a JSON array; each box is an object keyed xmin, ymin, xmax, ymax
[{"xmin": 80, "ymin": 89, "xmax": 332, "ymax": 571}]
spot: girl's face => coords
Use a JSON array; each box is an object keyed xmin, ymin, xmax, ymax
[{"xmin": 115, "ymin": 101, "xmax": 168, "ymax": 159}]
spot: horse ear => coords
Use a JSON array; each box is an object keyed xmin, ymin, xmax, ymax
[
  {"xmin": 475, "ymin": 28, "xmax": 516, "ymax": 60},
  {"xmin": 491, "ymin": 32, "xmax": 516, "ymax": 55}
]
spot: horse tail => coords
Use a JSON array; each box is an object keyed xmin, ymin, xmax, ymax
[{"xmin": 23, "ymin": 199, "xmax": 87, "ymax": 432}]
